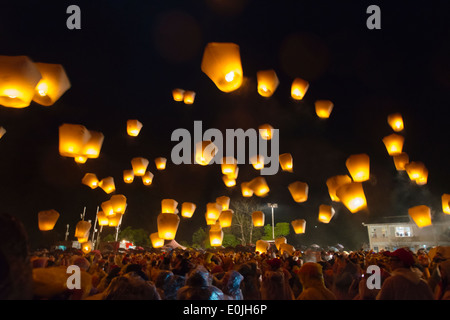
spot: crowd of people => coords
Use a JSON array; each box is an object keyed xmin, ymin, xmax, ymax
[{"xmin": 1, "ymin": 212, "xmax": 450, "ymax": 300}]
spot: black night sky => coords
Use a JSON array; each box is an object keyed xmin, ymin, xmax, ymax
[{"xmin": 0, "ymin": 1, "xmax": 449, "ymax": 250}]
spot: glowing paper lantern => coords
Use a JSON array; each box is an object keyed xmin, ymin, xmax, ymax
[
  {"xmin": 216, "ymin": 196, "xmax": 230, "ymax": 210},
  {"xmin": 249, "ymin": 177, "xmax": 270, "ymax": 197},
  {"xmin": 416, "ymin": 168, "xmax": 429, "ymax": 186},
  {"xmin": 127, "ymin": 120, "xmax": 143, "ymax": 137},
  {"xmin": 221, "ymin": 157, "xmax": 237, "ymax": 175},
  {"xmin": 157, "ymin": 213, "xmax": 180, "ymax": 240},
  {"xmin": 256, "ymin": 69, "xmax": 279, "ymax": 97},
  {"xmin": 279, "ymin": 243, "xmax": 295, "ymax": 255},
  {"xmin": 38, "ymin": 209, "xmax": 60, "ymax": 231},
  {"xmin": 279, "ymin": 153, "xmax": 293, "ymax": 172},
  {"xmin": 209, "ymin": 224, "xmax": 224, "ymax": 247},
  {"xmin": 258, "ymin": 124, "xmax": 273, "ymax": 140},
  {"xmin": 75, "ymin": 221, "xmax": 91, "ymax": 239},
  {"xmin": 250, "ymin": 155, "xmax": 265, "ymax": 170},
  {"xmin": 97, "ymin": 211, "xmax": 109, "ymax": 226},
  {"xmin": 222, "ymin": 175, "xmax": 236, "ymax": 187},
  {"xmin": 241, "ymin": 182, "xmax": 254, "ymax": 197},
  {"xmin": 74, "ymin": 156, "xmax": 87, "ymax": 164},
  {"xmin": 81, "ymin": 173, "xmax": 99, "ymax": 189},
  {"xmin": 382, "ymin": 134, "xmax": 404, "ymax": 156},
  {"xmin": 291, "ymin": 77, "xmax": 309, "ymax": 100},
  {"xmin": 336, "ymin": 182, "xmax": 367, "ymax": 213},
  {"xmin": 346, "ymin": 153, "xmax": 370, "ymax": 182},
  {"xmin": 81, "ymin": 130, "xmax": 104, "ymax": 159},
  {"xmin": 183, "ymin": 91, "xmax": 196, "ymax": 104},
  {"xmin": 77, "ymin": 237, "xmax": 88, "ymax": 244},
  {"xmin": 110, "ymin": 194, "xmax": 127, "ymax": 214},
  {"xmin": 255, "ymin": 240, "xmax": 269, "ymax": 254},
  {"xmin": 206, "ymin": 202, "xmax": 222, "ymax": 220},
  {"xmin": 318, "ymin": 205, "xmax": 335, "ymax": 223},
  {"xmin": 219, "ymin": 209, "xmax": 233, "ymax": 228},
  {"xmin": 81, "ymin": 241, "xmax": 93, "ymax": 254},
  {"xmin": 226, "ymin": 166, "xmax": 239, "ymax": 180},
  {"xmin": 405, "ymin": 161, "xmax": 427, "ymax": 183},
  {"xmin": 161, "ymin": 199, "xmax": 178, "ymax": 214},
  {"xmin": 275, "ymin": 237, "xmax": 287, "ymax": 250},
  {"xmin": 393, "ymin": 152, "xmax": 409, "ymax": 171},
  {"xmin": 150, "ymin": 232, "xmax": 164, "ymax": 248},
  {"xmin": 101, "ymin": 200, "xmax": 114, "ymax": 216},
  {"xmin": 155, "ymin": 157, "xmax": 167, "ymax": 170},
  {"xmin": 315, "ymin": 100, "xmax": 334, "ymax": 119},
  {"xmin": 142, "ymin": 171, "xmax": 154, "ymax": 185},
  {"xmin": 172, "ymin": 88, "xmax": 185, "ymax": 101},
  {"xmin": 326, "ymin": 175, "xmax": 352, "ymax": 202},
  {"xmin": 107, "ymin": 213, "xmax": 121, "ymax": 227},
  {"xmin": 32, "ymin": 62, "xmax": 71, "ymax": 106},
  {"xmin": 0, "ymin": 55, "xmax": 42, "ymax": 108},
  {"xmin": 408, "ymin": 205, "xmax": 432, "ymax": 228},
  {"xmin": 123, "ymin": 170, "xmax": 134, "ymax": 183},
  {"xmin": 291, "ymin": 219, "xmax": 306, "ymax": 234},
  {"xmin": 99, "ymin": 177, "xmax": 115, "ymax": 194},
  {"xmin": 131, "ymin": 157, "xmax": 149, "ymax": 176},
  {"xmin": 288, "ymin": 181, "xmax": 309, "ymax": 203},
  {"xmin": 252, "ymin": 211, "xmax": 265, "ymax": 227},
  {"xmin": 0, "ymin": 127, "xmax": 5, "ymax": 139},
  {"xmin": 387, "ymin": 113, "xmax": 404, "ymax": 132},
  {"xmin": 442, "ymin": 194, "xmax": 450, "ymax": 215},
  {"xmin": 58, "ymin": 124, "xmax": 91, "ymax": 157},
  {"xmin": 181, "ymin": 202, "xmax": 196, "ymax": 218},
  {"xmin": 195, "ymin": 140, "xmax": 217, "ymax": 166},
  {"xmin": 201, "ymin": 42, "xmax": 243, "ymax": 93},
  {"xmin": 205, "ymin": 213, "xmax": 216, "ymax": 225}
]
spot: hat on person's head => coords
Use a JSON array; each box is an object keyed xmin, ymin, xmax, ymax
[{"xmin": 384, "ymin": 248, "xmax": 415, "ymax": 267}]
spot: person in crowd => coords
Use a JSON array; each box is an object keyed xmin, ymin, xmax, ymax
[
  {"xmin": 217, "ymin": 270, "xmax": 244, "ymax": 300},
  {"xmin": 434, "ymin": 259, "xmax": 450, "ymax": 300},
  {"xmin": 101, "ymin": 272, "xmax": 161, "ymax": 300},
  {"xmin": 177, "ymin": 266, "xmax": 225, "ymax": 300},
  {"xmin": 296, "ymin": 262, "xmax": 336, "ymax": 300},
  {"xmin": 237, "ymin": 262, "xmax": 262, "ymax": 300}
]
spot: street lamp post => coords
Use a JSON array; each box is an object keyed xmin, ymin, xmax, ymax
[{"xmin": 267, "ymin": 203, "xmax": 278, "ymax": 240}]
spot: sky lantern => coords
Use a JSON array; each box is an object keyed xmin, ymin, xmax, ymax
[
  {"xmin": 346, "ymin": 153, "xmax": 370, "ymax": 182},
  {"xmin": 279, "ymin": 153, "xmax": 293, "ymax": 172},
  {"xmin": 249, "ymin": 177, "xmax": 270, "ymax": 197},
  {"xmin": 75, "ymin": 220, "xmax": 91, "ymax": 239},
  {"xmin": 209, "ymin": 228, "xmax": 224, "ymax": 247},
  {"xmin": 150, "ymin": 232, "xmax": 164, "ymax": 248},
  {"xmin": 155, "ymin": 157, "xmax": 167, "ymax": 170},
  {"xmin": 81, "ymin": 130, "xmax": 104, "ymax": 159},
  {"xmin": 222, "ymin": 175, "xmax": 236, "ymax": 187},
  {"xmin": 275, "ymin": 237, "xmax": 287, "ymax": 250},
  {"xmin": 219, "ymin": 209, "xmax": 233, "ymax": 228},
  {"xmin": 0, "ymin": 127, "xmax": 5, "ymax": 139},
  {"xmin": 32, "ymin": 62, "xmax": 71, "ymax": 106},
  {"xmin": 216, "ymin": 196, "xmax": 230, "ymax": 210},
  {"xmin": 318, "ymin": 205, "xmax": 335, "ymax": 223},
  {"xmin": 38, "ymin": 209, "xmax": 60, "ymax": 231},
  {"xmin": 382, "ymin": 133, "xmax": 404, "ymax": 156},
  {"xmin": 183, "ymin": 90, "xmax": 196, "ymax": 104},
  {"xmin": 315, "ymin": 100, "xmax": 334, "ymax": 119},
  {"xmin": 393, "ymin": 152, "xmax": 409, "ymax": 171},
  {"xmin": 255, "ymin": 240, "xmax": 269, "ymax": 254},
  {"xmin": 142, "ymin": 171, "xmax": 154, "ymax": 185},
  {"xmin": 74, "ymin": 156, "xmax": 87, "ymax": 164},
  {"xmin": 131, "ymin": 157, "xmax": 149, "ymax": 176},
  {"xmin": 252, "ymin": 211, "xmax": 265, "ymax": 227},
  {"xmin": 226, "ymin": 166, "xmax": 239, "ymax": 180},
  {"xmin": 181, "ymin": 202, "xmax": 196, "ymax": 218},
  {"xmin": 107, "ymin": 213, "xmax": 121, "ymax": 227},
  {"xmin": 127, "ymin": 119, "xmax": 143, "ymax": 137},
  {"xmin": 172, "ymin": 88, "xmax": 185, "ymax": 101},
  {"xmin": 258, "ymin": 124, "xmax": 273, "ymax": 140},
  {"xmin": 99, "ymin": 177, "xmax": 115, "ymax": 194},
  {"xmin": 241, "ymin": 182, "xmax": 254, "ymax": 197},
  {"xmin": 58, "ymin": 124, "xmax": 91, "ymax": 158},
  {"xmin": 161, "ymin": 199, "xmax": 178, "ymax": 214},
  {"xmin": 336, "ymin": 182, "xmax": 367, "ymax": 213},
  {"xmin": 0, "ymin": 55, "xmax": 42, "ymax": 108},
  {"xmin": 442, "ymin": 194, "xmax": 450, "ymax": 215},
  {"xmin": 387, "ymin": 113, "xmax": 404, "ymax": 132},
  {"xmin": 326, "ymin": 175, "xmax": 352, "ymax": 202},
  {"xmin": 123, "ymin": 170, "xmax": 134, "ymax": 184},
  {"xmin": 415, "ymin": 167, "xmax": 428, "ymax": 186},
  {"xmin": 291, "ymin": 77, "xmax": 309, "ymax": 100},
  {"xmin": 195, "ymin": 140, "xmax": 217, "ymax": 166},
  {"xmin": 221, "ymin": 157, "xmax": 237, "ymax": 175},
  {"xmin": 256, "ymin": 69, "xmax": 279, "ymax": 97},
  {"xmin": 110, "ymin": 194, "xmax": 127, "ymax": 214},
  {"xmin": 279, "ymin": 243, "xmax": 295, "ymax": 256},
  {"xmin": 292, "ymin": 219, "xmax": 306, "ymax": 234},
  {"xmin": 97, "ymin": 211, "xmax": 109, "ymax": 226},
  {"xmin": 101, "ymin": 200, "xmax": 115, "ymax": 216},
  {"xmin": 205, "ymin": 213, "xmax": 216, "ymax": 225},
  {"xmin": 250, "ymin": 155, "xmax": 264, "ymax": 170},
  {"xmin": 157, "ymin": 212, "xmax": 180, "ymax": 240},
  {"xmin": 81, "ymin": 173, "xmax": 99, "ymax": 189},
  {"xmin": 288, "ymin": 181, "xmax": 309, "ymax": 203},
  {"xmin": 408, "ymin": 205, "xmax": 432, "ymax": 228},
  {"xmin": 405, "ymin": 161, "xmax": 427, "ymax": 183},
  {"xmin": 206, "ymin": 202, "xmax": 222, "ymax": 220},
  {"xmin": 201, "ymin": 42, "xmax": 243, "ymax": 93},
  {"xmin": 81, "ymin": 241, "xmax": 93, "ymax": 254}
]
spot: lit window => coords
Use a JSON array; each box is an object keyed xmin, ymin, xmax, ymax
[{"xmin": 395, "ymin": 226, "xmax": 412, "ymax": 237}]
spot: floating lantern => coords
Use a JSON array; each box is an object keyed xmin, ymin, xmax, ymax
[
  {"xmin": 279, "ymin": 243, "xmax": 295, "ymax": 255},
  {"xmin": 255, "ymin": 240, "xmax": 269, "ymax": 254},
  {"xmin": 123, "ymin": 170, "xmax": 134, "ymax": 184},
  {"xmin": 256, "ymin": 69, "xmax": 279, "ymax": 97},
  {"xmin": 408, "ymin": 205, "xmax": 432, "ymax": 228},
  {"xmin": 405, "ymin": 161, "xmax": 427, "ymax": 183},
  {"xmin": 97, "ymin": 211, "xmax": 109, "ymax": 226},
  {"xmin": 241, "ymin": 182, "xmax": 254, "ymax": 197},
  {"xmin": 221, "ymin": 157, "xmax": 237, "ymax": 175},
  {"xmin": 81, "ymin": 241, "xmax": 93, "ymax": 254},
  {"xmin": 107, "ymin": 213, "xmax": 121, "ymax": 227},
  {"xmin": 250, "ymin": 155, "xmax": 265, "ymax": 170},
  {"xmin": 382, "ymin": 134, "xmax": 404, "ymax": 156},
  {"xmin": 442, "ymin": 194, "xmax": 450, "ymax": 215},
  {"xmin": 201, "ymin": 42, "xmax": 243, "ymax": 93},
  {"xmin": 209, "ymin": 227, "xmax": 224, "ymax": 247},
  {"xmin": 226, "ymin": 166, "xmax": 239, "ymax": 180},
  {"xmin": 291, "ymin": 77, "xmax": 309, "ymax": 100},
  {"xmin": 216, "ymin": 196, "xmax": 230, "ymax": 210},
  {"xmin": 415, "ymin": 168, "xmax": 429, "ymax": 186},
  {"xmin": 81, "ymin": 173, "xmax": 99, "ymax": 189},
  {"xmin": 249, "ymin": 177, "xmax": 270, "ymax": 197},
  {"xmin": 318, "ymin": 205, "xmax": 335, "ymax": 223},
  {"xmin": 219, "ymin": 209, "xmax": 233, "ymax": 228},
  {"xmin": 75, "ymin": 221, "xmax": 91, "ymax": 239},
  {"xmin": 0, "ymin": 55, "xmax": 42, "ymax": 108},
  {"xmin": 275, "ymin": 237, "xmax": 287, "ymax": 250},
  {"xmin": 101, "ymin": 200, "xmax": 114, "ymax": 216},
  {"xmin": 205, "ymin": 213, "xmax": 217, "ymax": 225},
  {"xmin": 99, "ymin": 177, "xmax": 115, "ymax": 194},
  {"xmin": 32, "ymin": 62, "xmax": 71, "ymax": 106},
  {"xmin": 326, "ymin": 175, "xmax": 352, "ymax": 202},
  {"xmin": 161, "ymin": 199, "xmax": 178, "ymax": 214},
  {"xmin": 172, "ymin": 88, "xmax": 185, "ymax": 101},
  {"xmin": 195, "ymin": 140, "xmax": 217, "ymax": 166},
  {"xmin": 258, "ymin": 124, "xmax": 273, "ymax": 140},
  {"xmin": 110, "ymin": 194, "xmax": 127, "ymax": 214},
  {"xmin": 222, "ymin": 175, "xmax": 236, "ymax": 187},
  {"xmin": 279, "ymin": 153, "xmax": 294, "ymax": 172},
  {"xmin": 252, "ymin": 211, "xmax": 265, "ymax": 227},
  {"xmin": 181, "ymin": 202, "xmax": 196, "ymax": 218},
  {"xmin": 77, "ymin": 237, "xmax": 89, "ymax": 243},
  {"xmin": 387, "ymin": 113, "xmax": 404, "ymax": 132},
  {"xmin": 142, "ymin": 171, "xmax": 154, "ymax": 185},
  {"xmin": 315, "ymin": 100, "xmax": 334, "ymax": 119},
  {"xmin": 183, "ymin": 90, "xmax": 196, "ymax": 104},
  {"xmin": 346, "ymin": 153, "xmax": 370, "ymax": 182},
  {"xmin": 150, "ymin": 232, "xmax": 164, "ymax": 248},
  {"xmin": 157, "ymin": 213, "xmax": 180, "ymax": 240},
  {"xmin": 288, "ymin": 181, "xmax": 309, "ymax": 203},
  {"xmin": 81, "ymin": 130, "xmax": 104, "ymax": 159},
  {"xmin": 0, "ymin": 127, "xmax": 5, "ymax": 139},
  {"xmin": 131, "ymin": 157, "xmax": 149, "ymax": 176},
  {"xmin": 38, "ymin": 209, "xmax": 60, "ymax": 231},
  {"xmin": 127, "ymin": 120, "xmax": 143, "ymax": 137},
  {"xmin": 336, "ymin": 182, "xmax": 367, "ymax": 213},
  {"xmin": 58, "ymin": 124, "xmax": 91, "ymax": 158},
  {"xmin": 155, "ymin": 157, "xmax": 167, "ymax": 170},
  {"xmin": 206, "ymin": 202, "xmax": 222, "ymax": 220},
  {"xmin": 74, "ymin": 156, "xmax": 87, "ymax": 164},
  {"xmin": 291, "ymin": 219, "xmax": 306, "ymax": 234},
  {"xmin": 393, "ymin": 152, "xmax": 409, "ymax": 171}
]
